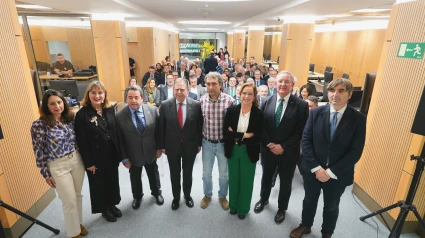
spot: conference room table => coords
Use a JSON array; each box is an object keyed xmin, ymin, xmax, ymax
[
  {"xmin": 39, "ymin": 74, "xmax": 98, "ymax": 81},
  {"xmin": 309, "ymin": 79, "xmax": 324, "ymax": 93},
  {"xmin": 308, "ymin": 72, "xmax": 325, "ymax": 80}
]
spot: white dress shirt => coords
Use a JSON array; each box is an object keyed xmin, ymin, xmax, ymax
[
  {"xmin": 311, "ymin": 104, "xmax": 348, "ymax": 180},
  {"xmin": 190, "ymin": 87, "xmax": 198, "ymax": 97}
]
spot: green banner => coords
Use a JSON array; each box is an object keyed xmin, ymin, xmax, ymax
[{"xmin": 397, "ymin": 42, "xmax": 425, "ymax": 59}]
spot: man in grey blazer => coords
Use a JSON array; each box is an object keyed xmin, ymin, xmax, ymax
[
  {"xmin": 116, "ymin": 85, "xmax": 164, "ymax": 210},
  {"xmin": 189, "ymin": 74, "xmax": 206, "ymax": 100},
  {"xmin": 158, "ymin": 78, "xmax": 203, "ymax": 211}
]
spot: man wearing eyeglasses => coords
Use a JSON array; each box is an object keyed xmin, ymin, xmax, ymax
[{"xmin": 290, "ymin": 78, "xmax": 366, "ymax": 238}]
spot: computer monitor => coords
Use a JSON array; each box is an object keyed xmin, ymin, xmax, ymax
[
  {"xmin": 324, "ymin": 71, "xmax": 333, "ymax": 83},
  {"xmin": 48, "ymin": 80, "xmax": 79, "ymax": 97},
  {"xmin": 309, "ymin": 63, "xmax": 315, "ymax": 72}
]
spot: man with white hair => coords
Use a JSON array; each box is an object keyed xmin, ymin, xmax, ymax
[{"xmin": 267, "ymin": 77, "xmax": 277, "ymax": 96}]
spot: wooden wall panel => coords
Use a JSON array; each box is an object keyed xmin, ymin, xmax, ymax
[
  {"xmin": 0, "ymin": 0, "xmax": 49, "ymax": 228},
  {"xmin": 247, "ymin": 30, "xmax": 264, "ymax": 63},
  {"xmin": 153, "ymin": 28, "xmax": 169, "ymax": 64},
  {"xmin": 233, "ymin": 32, "xmax": 246, "ymax": 60},
  {"xmin": 310, "ymin": 29, "xmax": 386, "ymax": 87},
  {"xmin": 136, "ymin": 27, "xmax": 154, "ymax": 76},
  {"xmin": 263, "ymin": 35, "xmax": 272, "ymax": 59},
  {"xmin": 169, "ymin": 32, "xmax": 178, "ymax": 61},
  {"xmin": 354, "ymin": 0, "xmax": 425, "ymax": 221},
  {"xmin": 127, "ymin": 42, "xmax": 143, "ymax": 81},
  {"xmin": 271, "ymin": 34, "xmax": 281, "ymax": 61},
  {"xmin": 226, "ymin": 33, "xmax": 234, "ymax": 58},
  {"xmin": 126, "ymin": 27, "xmax": 138, "ymax": 42}
]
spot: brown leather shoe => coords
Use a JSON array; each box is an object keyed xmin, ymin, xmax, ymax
[
  {"xmin": 290, "ymin": 224, "xmax": 311, "ymax": 238},
  {"xmin": 322, "ymin": 233, "xmax": 332, "ymax": 238},
  {"xmin": 80, "ymin": 224, "xmax": 88, "ymax": 236}
]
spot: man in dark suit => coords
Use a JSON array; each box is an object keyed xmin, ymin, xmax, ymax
[
  {"xmin": 142, "ymin": 66, "xmax": 160, "ymax": 87},
  {"xmin": 267, "ymin": 77, "xmax": 277, "ymax": 96},
  {"xmin": 116, "ymin": 85, "xmax": 164, "ymax": 209},
  {"xmin": 178, "ymin": 63, "xmax": 189, "ymax": 79},
  {"xmin": 204, "ymin": 51, "xmax": 218, "ymax": 74},
  {"xmin": 253, "ymin": 70, "xmax": 266, "ymax": 87},
  {"xmin": 263, "ymin": 67, "xmax": 275, "ymax": 83},
  {"xmin": 290, "ymin": 78, "xmax": 366, "ymax": 238},
  {"xmin": 158, "ymin": 78, "xmax": 203, "ymax": 210},
  {"xmin": 257, "ymin": 85, "xmax": 270, "ymax": 107},
  {"xmin": 159, "ymin": 74, "xmax": 175, "ymax": 102},
  {"xmin": 157, "ymin": 64, "xmax": 170, "ymax": 86},
  {"xmin": 254, "ymin": 71, "xmax": 309, "ymax": 224}
]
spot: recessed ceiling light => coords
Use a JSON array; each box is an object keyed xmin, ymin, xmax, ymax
[
  {"xmin": 16, "ymin": 4, "xmax": 51, "ymax": 9},
  {"xmin": 178, "ymin": 20, "xmax": 231, "ymax": 25},
  {"xmin": 350, "ymin": 9, "xmax": 390, "ymax": 13},
  {"xmin": 187, "ymin": 28, "xmax": 220, "ymax": 31},
  {"xmin": 183, "ymin": 0, "xmax": 250, "ymax": 2},
  {"xmin": 280, "ymin": 16, "xmax": 324, "ymax": 23}
]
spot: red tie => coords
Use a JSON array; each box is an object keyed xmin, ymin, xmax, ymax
[{"xmin": 178, "ymin": 103, "xmax": 183, "ymax": 128}]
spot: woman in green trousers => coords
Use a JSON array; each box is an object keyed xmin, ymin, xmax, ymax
[{"xmin": 223, "ymin": 83, "xmax": 264, "ymax": 219}]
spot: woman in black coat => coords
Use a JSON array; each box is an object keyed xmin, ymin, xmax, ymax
[
  {"xmin": 74, "ymin": 81, "xmax": 122, "ymax": 222},
  {"xmin": 223, "ymin": 83, "xmax": 264, "ymax": 219}
]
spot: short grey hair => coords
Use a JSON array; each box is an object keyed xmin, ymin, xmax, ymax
[
  {"xmin": 277, "ymin": 70, "xmax": 295, "ymax": 83},
  {"xmin": 174, "ymin": 78, "xmax": 189, "ymax": 89},
  {"xmin": 126, "ymin": 85, "xmax": 143, "ymax": 98},
  {"xmin": 306, "ymin": 95, "xmax": 319, "ymax": 105},
  {"xmin": 258, "ymin": 85, "xmax": 268, "ymax": 91},
  {"xmin": 205, "ymin": 72, "xmax": 223, "ymax": 85}
]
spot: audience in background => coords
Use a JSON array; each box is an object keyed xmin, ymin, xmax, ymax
[
  {"xmin": 142, "ymin": 66, "xmax": 160, "ymax": 87},
  {"xmin": 124, "ymin": 77, "xmax": 138, "ymax": 103},
  {"xmin": 305, "ymin": 95, "xmax": 319, "ymax": 111},
  {"xmin": 299, "ymin": 85, "xmax": 313, "ymax": 100},
  {"xmin": 143, "ymin": 78, "xmax": 161, "ymax": 107}
]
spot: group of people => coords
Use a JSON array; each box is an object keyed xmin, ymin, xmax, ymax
[{"xmin": 31, "ymin": 52, "xmax": 366, "ymax": 238}]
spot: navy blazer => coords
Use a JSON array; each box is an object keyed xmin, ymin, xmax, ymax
[
  {"xmin": 299, "ymin": 104, "xmax": 366, "ymax": 186},
  {"xmin": 142, "ymin": 72, "xmax": 160, "ymax": 87},
  {"xmin": 188, "ymin": 92, "xmax": 198, "ymax": 100},
  {"xmin": 261, "ymin": 94, "xmax": 309, "ymax": 162}
]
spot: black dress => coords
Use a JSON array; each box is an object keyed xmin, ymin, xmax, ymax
[{"xmin": 75, "ymin": 105, "xmax": 121, "ymax": 213}]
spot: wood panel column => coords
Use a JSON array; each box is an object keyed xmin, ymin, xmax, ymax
[
  {"xmin": 91, "ymin": 20, "xmax": 129, "ymax": 102},
  {"xmin": 233, "ymin": 32, "xmax": 246, "ymax": 60},
  {"xmin": 247, "ymin": 29, "xmax": 265, "ymax": 63},
  {"xmin": 353, "ymin": 0, "xmax": 425, "ymax": 234},
  {"xmin": 278, "ymin": 23, "xmax": 314, "ymax": 86},
  {"xmin": 170, "ymin": 32, "xmax": 179, "ymax": 61},
  {"xmin": 271, "ymin": 34, "xmax": 282, "ymax": 62},
  {"xmin": 0, "ymin": 0, "xmax": 55, "ymax": 236},
  {"xmin": 226, "ymin": 33, "xmax": 234, "ymax": 57}
]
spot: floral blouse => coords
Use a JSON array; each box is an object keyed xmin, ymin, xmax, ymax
[{"xmin": 30, "ymin": 119, "xmax": 76, "ymax": 178}]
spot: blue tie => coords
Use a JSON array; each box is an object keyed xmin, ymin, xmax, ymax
[
  {"xmin": 330, "ymin": 112, "xmax": 338, "ymax": 139},
  {"xmin": 134, "ymin": 110, "xmax": 145, "ymax": 135}
]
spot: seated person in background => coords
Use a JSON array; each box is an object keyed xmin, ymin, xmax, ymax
[
  {"xmin": 155, "ymin": 63, "xmax": 163, "ymax": 76},
  {"xmin": 246, "ymin": 78, "xmax": 255, "ymax": 86},
  {"xmin": 299, "ymin": 84, "xmax": 313, "ymax": 100},
  {"xmin": 234, "ymin": 84, "xmax": 242, "ymax": 105},
  {"xmin": 305, "ymin": 95, "xmax": 319, "ymax": 111},
  {"xmin": 257, "ymin": 85, "xmax": 270, "ymax": 107},
  {"xmin": 158, "ymin": 64, "xmax": 170, "ymax": 86},
  {"xmin": 267, "ymin": 77, "xmax": 277, "ymax": 96},
  {"xmin": 54, "ymin": 53, "xmax": 73, "ymax": 75},
  {"xmin": 253, "ymin": 70, "xmax": 266, "ymax": 87},
  {"xmin": 236, "ymin": 73, "xmax": 245, "ymax": 86},
  {"xmin": 292, "ymin": 76, "xmax": 300, "ymax": 97},
  {"xmin": 124, "ymin": 77, "xmax": 138, "ymax": 103},
  {"xmin": 195, "ymin": 68, "xmax": 205, "ymax": 86},
  {"xmin": 178, "ymin": 63, "xmax": 189, "ymax": 79},
  {"xmin": 222, "ymin": 73, "xmax": 229, "ymax": 88},
  {"xmin": 189, "ymin": 74, "xmax": 206, "ymax": 100},
  {"xmin": 142, "ymin": 66, "xmax": 160, "ymax": 87},
  {"xmin": 143, "ymin": 78, "xmax": 161, "ymax": 107},
  {"xmin": 223, "ymin": 77, "xmax": 237, "ymax": 97}
]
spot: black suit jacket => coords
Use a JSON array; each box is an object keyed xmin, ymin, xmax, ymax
[
  {"xmin": 223, "ymin": 104, "xmax": 264, "ymax": 163},
  {"xmin": 263, "ymin": 75, "xmax": 270, "ymax": 83},
  {"xmin": 299, "ymin": 104, "xmax": 366, "ymax": 186},
  {"xmin": 75, "ymin": 106, "xmax": 120, "ymax": 168},
  {"xmin": 158, "ymin": 97, "xmax": 203, "ymax": 159},
  {"xmin": 204, "ymin": 56, "xmax": 218, "ymax": 74},
  {"xmin": 142, "ymin": 72, "xmax": 160, "ymax": 87},
  {"xmin": 261, "ymin": 94, "xmax": 309, "ymax": 162}
]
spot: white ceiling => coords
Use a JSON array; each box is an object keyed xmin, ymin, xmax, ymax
[{"xmin": 18, "ymin": 0, "xmax": 396, "ymax": 32}]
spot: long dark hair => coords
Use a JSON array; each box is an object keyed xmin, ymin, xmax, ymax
[{"xmin": 39, "ymin": 89, "xmax": 74, "ymax": 127}]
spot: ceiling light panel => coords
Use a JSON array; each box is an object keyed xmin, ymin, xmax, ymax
[
  {"xmin": 16, "ymin": 4, "xmax": 51, "ymax": 9},
  {"xmin": 178, "ymin": 20, "xmax": 231, "ymax": 25},
  {"xmin": 350, "ymin": 8, "xmax": 391, "ymax": 13}
]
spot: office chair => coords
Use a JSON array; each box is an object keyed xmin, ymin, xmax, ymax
[
  {"xmin": 321, "ymin": 82, "xmax": 329, "ymax": 102},
  {"xmin": 342, "ymin": 73, "xmax": 349, "ymax": 79},
  {"xmin": 307, "ymin": 82, "xmax": 323, "ymax": 97},
  {"xmin": 325, "ymin": 66, "xmax": 333, "ymax": 72}
]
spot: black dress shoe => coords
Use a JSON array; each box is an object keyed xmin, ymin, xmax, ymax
[
  {"xmin": 132, "ymin": 198, "xmax": 141, "ymax": 210},
  {"xmin": 230, "ymin": 210, "xmax": 237, "ymax": 215},
  {"xmin": 184, "ymin": 196, "xmax": 194, "ymax": 208},
  {"xmin": 171, "ymin": 199, "xmax": 180, "ymax": 210},
  {"xmin": 254, "ymin": 200, "xmax": 269, "ymax": 214},
  {"xmin": 155, "ymin": 195, "xmax": 164, "ymax": 206},
  {"xmin": 238, "ymin": 214, "xmax": 246, "ymax": 220},
  {"xmin": 109, "ymin": 205, "xmax": 122, "ymax": 217},
  {"xmin": 102, "ymin": 210, "xmax": 117, "ymax": 222},
  {"xmin": 274, "ymin": 209, "xmax": 286, "ymax": 224}
]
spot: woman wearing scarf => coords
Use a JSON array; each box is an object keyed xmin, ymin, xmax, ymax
[{"xmin": 143, "ymin": 78, "xmax": 161, "ymax": 107}]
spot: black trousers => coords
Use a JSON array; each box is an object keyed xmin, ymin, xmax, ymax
[
  {"xmin": 167, "ymin": 144, "xmax": 196, "ymax": 200},
  {"xmin": 260, "ymin": 150, "xmax": 297, "ymax": 210},
  {"xmin": 301, "ymin": 175, "xmax": 346, "ymax": 234},
  {"xmin": 86, "ymin": 165, "xmax": 121, "ymax": 214},
  {"xmin": 129, "ymin": 160, "xmax": 161, "ymax": 199}
]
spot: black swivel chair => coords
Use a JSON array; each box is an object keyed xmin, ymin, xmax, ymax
[
  {"xmin": 321, "ymin": 82, "xmax": 329, "ymax": 102},
  {"xmin": 325, "ymin": 66, "xmax": 333, "ymax": 72},
  {"xmin": 307, "ymin": 82, "xmax": 323, "ymax": 97},
  {"xmin": 342, "ymin": 73, "xmax": 349, "ymax": 79}
]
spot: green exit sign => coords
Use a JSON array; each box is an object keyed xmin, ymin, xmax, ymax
[
  {"xmin": 127, "ymin": 38, "xmax": 130, "ymax": 42},
  {"xmin": 397, "ymin": 42, "xmax": 425, "ymax": 59}
]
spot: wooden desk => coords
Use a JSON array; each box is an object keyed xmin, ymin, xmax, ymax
[
  {"xmin": 308, "ymin": 72, "xmax": 324, "ymax": 79},
  {"xmin": 309, "ymin": 80, "xmax": 324, "ymax": 93},
  {"xmin": 39, "ymin": 74, "xmax": 98, "ymax": 81}
]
